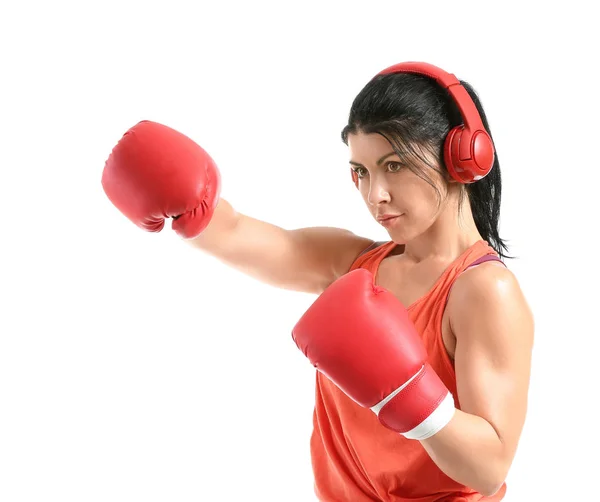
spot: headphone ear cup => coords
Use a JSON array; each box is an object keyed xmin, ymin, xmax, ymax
[
  {"xmin": 351, "ymin": 169, "xmax": 359, "ymax": 188},
  {"xmin": 444, "ymin": 127, "xmax": 466, "ymax": 183},
  {"xmin": 444, "ymin": 126, "xmax": 495, "ymax": 183}
]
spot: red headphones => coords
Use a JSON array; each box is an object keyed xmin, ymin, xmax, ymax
[{"xmin": 350, "ymin": 62, "xmax": 495, "ymax": 187}]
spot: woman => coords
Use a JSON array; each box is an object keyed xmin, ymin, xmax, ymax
[{"xmin": 102, "ymin": 62, "xmax": 534, "ymax": 501}]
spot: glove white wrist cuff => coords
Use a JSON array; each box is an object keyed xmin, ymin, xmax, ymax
[
  {"xmin": 371, "ymin": 364, "xmax": 456, "ymax": 439},
  {"xmin": 401, "ymin": 391, "xmax": 455, "ymax": 440}
]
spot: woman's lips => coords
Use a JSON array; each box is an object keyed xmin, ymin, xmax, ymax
[{"xmin": 377, "ymin": 214, "xmax": 403, "ymax": 227}]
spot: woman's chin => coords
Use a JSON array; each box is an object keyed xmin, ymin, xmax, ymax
[{"xmin": 386, "ymin": 228, "xmax": 408, "ymax": 244}]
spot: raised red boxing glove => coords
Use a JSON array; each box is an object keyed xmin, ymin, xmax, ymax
[
  {"xmin": 101, "ymin": 120, "xmax": 221, "ymax": 239},
  {"xmin": 292, "ymin": 268, "xmax": 455, "ymax": 440}
]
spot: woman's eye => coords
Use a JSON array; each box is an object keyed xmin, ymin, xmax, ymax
[
  {"xmin": 354, "ymin": 167, "xmax": 367, "ymax": 178},
  {"xmin": 353, "ymin": 162, "xmax": 402, "ymax": 179}
]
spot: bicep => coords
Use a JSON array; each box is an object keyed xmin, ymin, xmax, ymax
[
  {"xmin": 202, "ymin": 210, "xmax": 373, "ymax": 293},
  {"xmin": 450, "ymin": 266, "xmax": 534, "ymax": 455},
  {"xmin": 291, "ymin": 226, "xmax": 375, "ymax": 291}
]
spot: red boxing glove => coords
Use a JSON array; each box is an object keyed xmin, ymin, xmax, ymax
[
  {"xmin": 101, "ymin": 120, "xmax": 221, "ymax": 239},
  {"xmin": 292, "ymin": 268, "xmax": 455, "ymax": 440}
]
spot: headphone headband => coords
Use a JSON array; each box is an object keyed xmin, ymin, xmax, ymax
[{"xmin": 376, "ymin": 62, "xmax": 487, "ymax": 164}]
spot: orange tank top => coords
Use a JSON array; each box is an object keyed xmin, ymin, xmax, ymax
[{"xmin": 310, "ymin": 239, "xmax": 508, "ymax": 501}]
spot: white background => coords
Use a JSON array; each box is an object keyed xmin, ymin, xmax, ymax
[{"xmin": 1, "ymin": 1, "xmax": 598, "ymax": 500}]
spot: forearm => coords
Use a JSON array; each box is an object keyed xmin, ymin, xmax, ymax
[
  {"xmin": 185, "ymin": 198, "xmax": 240, "ymax": 252},
  {"xmin": 420, "ymin": 409, "xmax": 508, "ymax": 496}
]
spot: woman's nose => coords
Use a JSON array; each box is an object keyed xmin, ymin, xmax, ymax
[{"xmin": 367, "ymin": 178, "xmax": 391, "ymax": 205}]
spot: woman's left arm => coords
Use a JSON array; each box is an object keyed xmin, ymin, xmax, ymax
[{"xmin": 420, "ymin": 264, "xmax": 534, "ymax": 496}]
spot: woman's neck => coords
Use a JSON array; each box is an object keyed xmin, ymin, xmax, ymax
[{"xmin": 402, "ymin": 193, "xmax": 481, "ymax": 264}]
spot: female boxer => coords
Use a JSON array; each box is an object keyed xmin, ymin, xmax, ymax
[{"xmin": 102, "ymin": 62, "xmax": 534, "ymax": 501}]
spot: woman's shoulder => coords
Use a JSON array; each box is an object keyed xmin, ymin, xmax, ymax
[
  {"xmin": 447, "ymin": 259, "xmax": 533, "ymax": 335},
  {"xmin": 453, "ymin": 256, "xmax": 520, "ymax": 302}
]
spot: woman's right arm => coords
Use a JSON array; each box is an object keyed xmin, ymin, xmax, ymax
[
  {"xmin": 100, "ymin": 121, "xmax": 373, "ymax": 294},
  {"xmin": 187, "ymin": 198, "xmax": 374, "ymax": 294}
]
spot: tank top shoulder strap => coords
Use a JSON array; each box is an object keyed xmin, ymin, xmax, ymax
[
  {"xmin": 465, "ymin": 253, "xmax": 506, "ymax": 269},
  {"xmin": 350, "ymin": 240, "xmax": 396, "ymax": 272},
  {"xmin": 441, "ymin": 243, "xmax": 506, "ymax": 310},
  {"xmin": 357, "ymin": 240, "xmax": 387, "ymax": 258}
]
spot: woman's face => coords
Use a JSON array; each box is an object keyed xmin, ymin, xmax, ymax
[{"xmin": 347, "ymin": 131, "xmax": 448, "ymax": 243}]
